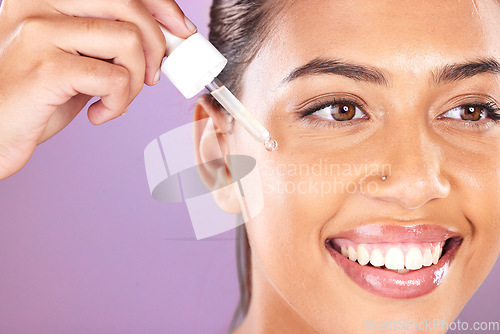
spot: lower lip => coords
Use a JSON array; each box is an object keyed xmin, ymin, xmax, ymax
[{"xmin": 325, "ymin": 239, "xmax": 461, "ymax": 299}]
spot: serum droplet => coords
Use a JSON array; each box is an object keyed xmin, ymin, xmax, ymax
[{"xmin": 264, "ymin": 137, "xmax": 278, "ymax": 152}]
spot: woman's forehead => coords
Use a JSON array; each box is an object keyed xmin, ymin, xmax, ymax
[{"xmin": 248, "ymin": 0, "xmax": 500, "ymax": 90}]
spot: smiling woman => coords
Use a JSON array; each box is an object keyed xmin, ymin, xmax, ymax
[{"xmin": 193, "ymin": 0, "xmax": 500, "ymax": 333}]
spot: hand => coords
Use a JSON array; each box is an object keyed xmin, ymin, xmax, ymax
[{"xmin": 0, "ymin": 0, "xmax": 197, "ymax": 179}]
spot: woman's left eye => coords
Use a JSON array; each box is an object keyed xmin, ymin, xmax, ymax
[
  {"xmin": 310, "ymin": 103, "xmax": 365, "ymax": 121},
  {"xmin": 441, "ymin": 105, "xmax": 490, "ymax": 121}
]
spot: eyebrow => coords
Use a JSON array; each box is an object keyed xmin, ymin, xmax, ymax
[
  {"xmin": 282, "ymin": 57, "xmax": 500, "ymax": 86},
  {"xmin": 432, "ymin": 57, "xmax": 500, "ymax": 84},
  {"xmin": 282, "ymin": 58, "xmax": 389, "ymax": 86}
]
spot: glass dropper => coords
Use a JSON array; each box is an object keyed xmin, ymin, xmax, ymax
[
  {"xmin": 159, "ymin": 25, "xmax": 278, "ymax": 152},
  {"xmin": 205, "ymin": 79, "xmax": 278, "ymax": 152}
]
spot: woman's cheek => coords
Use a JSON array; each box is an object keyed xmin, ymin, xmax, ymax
[{"xmin": 248, "ymin": 154, "xmax": 352, "ymax": 269}]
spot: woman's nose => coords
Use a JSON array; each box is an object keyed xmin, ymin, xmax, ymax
[{"xmin": 361, "ymin": 125, "xmax": 451, "ymax": 210}]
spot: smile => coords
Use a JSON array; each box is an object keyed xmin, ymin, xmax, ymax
[{"xmin": 325, "ymin": 224, "xmax": 463, "ymax": 299}]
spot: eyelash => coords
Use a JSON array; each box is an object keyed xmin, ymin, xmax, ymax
[
  {"xmin": 298, "ymin": 97, "xmax": 367, "ymax": 128},
  {"xmin": 485, "ymin": 101, "xmax": 500, "ymax": 119},
  {"xmin": 443, "ymin": 101, "xmax": 500, "ymax": 130},
  {"xmin": 445, "ymin": 101, "xmax": 500, "ymax": 122},
  {"xmin": 298, "ymin": 98, "xmax": 500, "ymax": 129}
]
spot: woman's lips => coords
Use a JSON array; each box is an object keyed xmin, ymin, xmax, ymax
[
  {"xmin": 325, "ymin": 224, "xmax": 463, "ymax": 299},
  {"xmin": 331, "ymin": 224, "xmax": 461, "ymax": 243}
]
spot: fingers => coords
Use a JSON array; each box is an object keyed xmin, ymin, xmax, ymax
[
  {"xmin": 20, "ymin": 16, "xmax": 146, "ymax": 124},
  {"xmin": 42, "ymin": 16, "xmax": 145, "ymax": 107},
  {"xmin": 49, "ymin": 0, "xmax": 173, "ymax": 85},
  {"xmin": 50, "ymin": 52, "xmax": 130, "ymax": 125},
  {"xmin": 14, "ymin": 0, "xmax": 198, "ymax": 124},
  {"xmin": 141, "ymin": 0, "xmax": 197, "ymax": 38}
]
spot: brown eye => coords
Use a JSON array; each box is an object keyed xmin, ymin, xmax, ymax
[
  {"xmin": 310, "ymin": 101, "xmax": 365, "ymax": 123},
  {"xmin": 461, "ymin": 106, "xmax": 483, "ymax": 121},
  {"xmin": 331, "ymin": 103, "xmax": 356, "ymax": 121},
  {"xmin": 442, "ymin": 105, "xmax": 488, "ymax": 122}
]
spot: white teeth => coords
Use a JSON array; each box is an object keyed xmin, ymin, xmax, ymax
[
  {"xmin": 432, "ymin": 245, "xmax": 442, "ymax": 264},
  {"xmin": 423, "ymin": 248, "xmax": 433, "ymax": 266},
  {"xmin": 405, "ymin": 248, "xmax": 423, "ymax": 270},
  {"xmin": 336, "ymin": 241, "xmax": 446, "ymax": 271},
  {"xmin": 370, "ymin": 249, "xmax": 385, "ymax": 267},
  {"xmin": 341, "ymin": 246, "xmax": 349, "ymax": 258},
  {"xmin": 357, "ymin": 245, "xmax": 370, "ymax": 265},
  {"xmin": 397, "ymin": 269, "xmax": 410, "ymax": 274},
  {"xmin": 348, "ymin": 246, "xmax": 357, "ymax": 261},
  {"xmin": 385, "ymin": 247, "xmax": 405, "ymax": 270}
]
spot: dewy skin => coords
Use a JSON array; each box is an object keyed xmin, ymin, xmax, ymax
[{"xmin": 159, "ymin": 25, "xmax": 278, "ymax": 152}]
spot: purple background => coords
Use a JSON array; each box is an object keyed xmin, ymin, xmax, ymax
[{"xmin": 0, "ymin": 1, "xmax": 498, "ymax": 333}]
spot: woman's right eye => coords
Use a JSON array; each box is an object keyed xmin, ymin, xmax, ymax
[{"xmin": 310, "ymin": 103, "xmax": 366, "ymax": 122}]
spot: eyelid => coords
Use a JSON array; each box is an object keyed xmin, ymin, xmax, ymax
[
  {"xmin": 433, "ymin": 95, "xmax": 500, "ymax": 132},
  {"xmin": 295, "ymin": 93, "xmax": 369, "ymax": 115},
  {"xmin": 440, "ymin": 105, "xmax": 486, "ymax": 120},
  {"xmin": 437, "ymin": 100, "xmax": 500, "ymax": 121},
  {"xmin": 436, "ymin": 94, "xmax": 499, "ymax": 114}
]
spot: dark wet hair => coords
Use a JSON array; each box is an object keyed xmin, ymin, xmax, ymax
[
  {"xmin": 208, "ymin": 0, "xmax": 285, "ymax": 98},
  {"xmin": 207, "ymin": 0, "xmax": 286, "ymax": 330}
]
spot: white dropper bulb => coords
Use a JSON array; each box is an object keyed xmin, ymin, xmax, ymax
[
  {"xmin": 159, "ymin": 26, "xmax": 227, "ymax": 99},
  {"xmin": 161, "ymin": 28, "xmax": 184, "ymax": 56}
]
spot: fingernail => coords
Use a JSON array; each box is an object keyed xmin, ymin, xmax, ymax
[
  {"xmin": 153, "ymin": 69, "xmax": 161, "ymax": 85},
  {"xmin": 184, "ymin": 16, "xmax": 197, "ymax": 34},
  {"xmin": 121, "ymin": 108, "xmax": 128, "ymax": 116}
]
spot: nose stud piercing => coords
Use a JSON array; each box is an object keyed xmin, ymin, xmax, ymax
[{"xmin": 381, "ymin": 176, "xmax": 387, "ymax": 181}]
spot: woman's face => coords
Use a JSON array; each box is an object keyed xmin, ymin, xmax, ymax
[{"xmin": 225, "ymin": 0, "xmax": 500, "ymax": 332}]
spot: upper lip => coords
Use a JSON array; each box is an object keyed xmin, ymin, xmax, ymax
[{"xmin": 325, "ymin": 223, "xmax": 462, "ymax": 243}]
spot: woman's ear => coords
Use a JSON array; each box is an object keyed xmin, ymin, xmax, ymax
[{"xmin": 193, "ymin": 94, "xmax": 243, "ymax": 214}]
